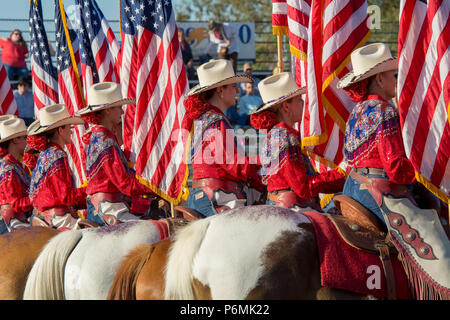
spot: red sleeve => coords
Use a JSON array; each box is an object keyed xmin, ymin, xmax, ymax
[
  {"xmin": 101, "ymin": 146, "xmax": 155, "ymax": 197},
  {"xmin": 377, "ymin": 126, "xmax": 415, "ymax": 185},
  {"xmin": 282, "ymin": 153, "xmax": 345, "ymax": 199},
  {"xmin": 1, "ymin": 171, "xmax": 32, "ymax": 213},
  {"xmin": 215, "ymin": 120, "xmax": 264, "ymax": 191},
  {"xmin": 48, "ymin": 159, "xmax": 86, "ymax": 206}
]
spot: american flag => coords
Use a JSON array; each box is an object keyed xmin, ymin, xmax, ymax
[
  {"xmin": 272, "ymin": 0, "xmax": 310, "ymax": 87},
  {"xmin": 303, "ymin": 0, "xmax": 370, "ymax": 170},
  {"xmin": 122, "ymin": 0, "xmax": 190, "ymax": 204},
  {"xmin": 398, "ymin": 0, "xmax": 449, "ymax": 201},
  {"xmin": 272, "ymin": 0, "xmax": 289, "ymax": 36},
  {"xmin": 120, "ymin": 0, "xmax": 140, "ymax": 160},
  {"xmin": 54, "ymin": 0, "xmax": 87, "ymax": 187},
  {"xmin": 75, "ymin": 0, "xmax": 120, "ymax": 96},
  {"xmin": 0, "ymin": 59, "xmax": 18, "ymax": 116},
  {"xmin": 29, "ymin": 0, "xmax": 58, "ymax": 116}
]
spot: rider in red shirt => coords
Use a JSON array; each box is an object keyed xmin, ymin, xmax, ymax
[
  {"xmin": 0, "ymin": 117, "xmax": 32, "ymax": 233},
  {"xmin": 26, "ymin": 104, "xmax": 86, "ymax": 231},
  {"xmin": 77, "ymin": 82, "xmax": 156, "ymax": 226},
  {"xmin": 184, "ymin": 59, "xmax": 264, "ymax": 217},
  {"xmin": 250, "ymin": 72, "xmax": 345, "ymax": 211}
]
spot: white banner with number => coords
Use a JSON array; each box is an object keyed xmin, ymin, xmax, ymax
[{"xmin": 178, "ymin": 22, "xmax": 256, "ymax": 60}]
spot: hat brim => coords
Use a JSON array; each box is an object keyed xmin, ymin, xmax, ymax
[
  {"xmin": 187, "ymin": 74, "xmax": 252, "ymax": 96},
  {"xmin": 0, "ymin": 130, "xmax": 28, "ymax": 143},
  {"xmin": 337, "ymin": 58, "xmax": 398, "ymax": 89},
  {"xmin": 77, "ymin": 98, "xmax": 136, "ymax": 115},
  {"xmin": 27, "ymin": 116, "xmax": 85, "ymax": 136},
  {"xmin": 249, "ymin": 86, "xmax": 306, "ymax": 115}
]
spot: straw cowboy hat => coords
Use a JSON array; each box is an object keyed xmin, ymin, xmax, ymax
[
  {"xmin": 77, "ymin": 82, "xmax": 135, "ymax": 115},
  {"xmin": 187, "ymin": 59, "xmax": 252, "ymax": 96},
  {"xmin": 27, "ymin": 104, "xmax": 84, "ymax": 136},
  {"xmin": 0, "ymin": 117, "xmax": 28, "ymax": 143},
  {"xmin": 0, "ymin": 114, "xmax": 17, "ymax": 124},
  {"xmin": 337, "ymin": 42, "xmax": 397, "ymax": 89},
  {"xmin": 249, "ymin": 72, "xmax": 306, "ymax": 114}
]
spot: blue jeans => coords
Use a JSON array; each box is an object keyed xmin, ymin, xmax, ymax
[
  {"xmin": 86, "ymin": 198, "xmax": 107, "ymax": 226},
  {"xmin": 343, "ymin": 171, "xmax": 387, "ymax": 227},
  {"xmin": 4, "ymin": 64, "xmax": 28, "ymax": 80},
  {"xmin": 187, "ymin": 188, "xmax": 217, "ymax": 218},
  {"xmin": 0, "ymin": 219, "xmax": 8, "ymax": 235}
]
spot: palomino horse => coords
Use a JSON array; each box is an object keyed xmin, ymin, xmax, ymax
[
  {"xmin": 23, "ymin": 218, "xmax": 186, "ymax": 300},
  {"xmin": 0, "ymin": 227, "xmax": 60, "ymax": 300},
  {"xmin": 108, "ymin": 205, "xmax": 385, "ymax": 300}
]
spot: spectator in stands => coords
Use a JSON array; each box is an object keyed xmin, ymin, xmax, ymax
[
  {"xmin": 238, "ymin": 82, "xmax": 263, "ymax": 128},
  {"xmin": 178, "ymin": 29, "xmax": 196, "ymax": 80},
  {"xmin": 13, "ymin": 78, "xmax": 34, "ymax": 126},
  {"xmin": 239, "ymin": 62, "xmax": 260, "ymax": 97},
  {"xmin": 0, "ymin": 29, "xmax": 29, "ymax": 81},
  {"xmin": 208, "ymin": 18, "xmax": 239, "ymax": 72}
]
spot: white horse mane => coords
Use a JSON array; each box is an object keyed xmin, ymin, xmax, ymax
[{"xmin": 164, "ymin": 217, "xmax": 212, "ymax": 299}]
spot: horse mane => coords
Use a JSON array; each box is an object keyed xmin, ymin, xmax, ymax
[
  {"xmin": 107, "ymin": 244, "xmax": 154, "ymax": 300},
  {"xmin": 23, "ymin": 229, "xmax": 82, "ymax": 300},
  {"xmin": 164, "ymin": 217, "xmax": 212, "ymax": 300}
]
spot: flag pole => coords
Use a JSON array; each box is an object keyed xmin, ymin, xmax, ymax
[
  {"xmin": 58, "ymin": 0, "xmax": 85, "ymax": 107},
  {"xmin": 276, "ymin": 35, "xmax": 284, "ymax": 72}
]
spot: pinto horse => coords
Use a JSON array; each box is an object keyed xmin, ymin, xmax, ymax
[
  {"xmin": 23, "ymin": 218, "xmax": 186, "ymax": 300},
  {"xmin": 0, "ymin": 227, "xmax": 60, "ymax": 300},
  {"xmin": 108, "ymin": 205, "xmax": 398, "ymax": 300}
]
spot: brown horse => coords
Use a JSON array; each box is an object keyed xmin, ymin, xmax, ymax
[
  {"xmin": 0, "ymin": 227, "xmax": 60, "ymax": 300},
  {"xmin": 108, "ymin": 205, "xmax": 393, "ymax": 300}
]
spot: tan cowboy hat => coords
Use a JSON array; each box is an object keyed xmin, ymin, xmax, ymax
[
  {"xmin": 0, "ymin": 117, "xmax": 28, "ymax": 143},
  {"xmin": 187, "ymin": 59, "xmax": 252, "ymax": 96},
  {"xmin": 337, "ymin": 43, "xmax": 398, "ymax": 89},
  {"xmin": 27, "ymin": 104, "xmax": 85, "ymax": 136},
  {"xmin": 249, "ymin": 72, "xmax": 306, "ymax": 114},
  {"xmin": 77, "ymin": 82, "xmax": 136, "ymax": 115}
]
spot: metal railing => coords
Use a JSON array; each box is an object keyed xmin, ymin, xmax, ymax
[{"xmin": 0, "ymin": 18, "xmax": 399, "ymax": 77}]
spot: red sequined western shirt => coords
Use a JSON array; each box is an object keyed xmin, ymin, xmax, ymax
[
  {"xmin": 191, "ymin": 107, "xmax": 263, "ymax": 190},
  {"xmin": 0, "ymin": 153, "xmax": 32, "ymax": 213},
  {"xmin": 344, "ymin": 94, "xmax": 415, "ymax": 184},
  {"xmin": 261, "ymin": 122, "xmax": 345, "ymax": 199},
  {"xmin": 29, "ymin": 143, "xmax": 86, "ymax": 211},
  {"xmin": 85, "ymin": 125, "xmax": 155, "ymax": 197}
]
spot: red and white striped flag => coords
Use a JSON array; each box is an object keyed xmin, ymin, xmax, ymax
[
  {"xmin": 398, "ymin": 0, "xmax": 449, "ymax": 201},
  {"xmin": 119, "ymin": 0, "xmax": 140, "ymax": 160},
  {"xmin": 303, "ymin": 0, "xmax": 370, "ymax": 167},
  {"xmin": 54, "ymin": 0, "xmax": 87, "ymax": 187},
  {"xmin": 75, "ymin": 0, "xmax": 120, "ymax": 92},
  {"xmin": 0, "ymin": 59, "xmax": 18, "ymax": 116},
  {"xmin": 29, "ymin": 0, "xmax": 59, "ymax": 115},
  {"xmin": 123, "ymin": 0, "xmax": 190, "ymax": 204},
  {"xmin": 272, "ymin": 0, "xmax": 289, "ymax": 35}
]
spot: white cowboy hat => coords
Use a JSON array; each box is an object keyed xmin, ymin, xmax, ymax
[
  {"xmin": 27, "ymin": 104, "xmax": 85, "ymax": 136},
  {"xmin": 77, "ymin": 82, "xmax": 136, "ymax": 115},
  {"xmin": 337, "ymin": 43, "xmax": 398, "ymax": 89},
  {"xmin": 187, "ymin": 59, "xmax": 252, "ymax": 96},
  {"xmin": 249, "ymin": 72, "xmax": 306, "ymax": 114},
  {"xmin": 0, "ymin": 117, "xmax": 28, "ymax": 143},
  {"xmin": 0, "ymin": 114, "xmax": 17, "ymax": 124}
]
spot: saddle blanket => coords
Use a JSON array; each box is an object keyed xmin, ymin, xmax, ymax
[
  {"xmin": 301, "ymin": 211, "xmax": 412, "ymax": 299},
  {"xmin": 149, "ymin": 219, "xmax": 169, "ymax": 240}
]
